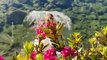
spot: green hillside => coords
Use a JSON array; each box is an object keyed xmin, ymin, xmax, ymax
[{"xmin": 0, "ymin": 0, "xmax": 107, "ymax": 59}]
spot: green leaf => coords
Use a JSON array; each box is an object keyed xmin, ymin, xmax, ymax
[
  {"xmin": 36, "ymin": 53, "xmax": 43, "ymax": 60},
  {"xmin": 23, "ymin": 41, "xmax": 34, "ymax": 55},
  {"xmin": 103, "ymin": 46, "xmax": 107, "ymax": 56}
]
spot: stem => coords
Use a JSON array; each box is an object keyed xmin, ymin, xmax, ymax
[{"xmin": 76, "ymin": 44, "xmax": 80, "ymax": 60}]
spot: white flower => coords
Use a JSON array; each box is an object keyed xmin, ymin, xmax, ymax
[
  {"xmin": 56, "ymin": 51, "xmax": 61, "ymax": 58},
  {"xmin": 33, "ymin": 39, "xmax": 39, "ymax": 46},
  {"xmin": 41, "ymin": 38, "xmax": 53, "ymax": 52},
  {"xmin": 33, "ymin": 38, "xmax": 53, "ymax": 52}
]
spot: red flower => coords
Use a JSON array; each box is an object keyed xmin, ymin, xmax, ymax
[
  {"xmin": 35, "ymin": 28, "xmax": 46, "ymax": 38},
  {"xmin": 0, "ymin": 55, "xmax": 4, "ymax": 60},
  {"xmin": 44, "ymin": 56, "xmax": 57, "ymax": 60},
  {"xmin": 44, "ymin": 48, "xmax": 57, "ymax": 60},
  {"xmin": 35, "ymin": 28, "xmax": 42, "ymax": 34},
  {"xmin": 30, "ymin": 51, "xmax": 36, "ymax": 60},
  {"xmin": 40, "ymin": 31, "xmax": 46, "ymax": 38},
  {"xmin": 44, "ymin": 22, "xmax": 50, "ymax": 28},
  {"xmin": 43, "ymin": 21, "xmax": 57, "ymax": 29},
  {"xmin": 61, "ymin": 46, "xmax": 76, "ymax": 58}
]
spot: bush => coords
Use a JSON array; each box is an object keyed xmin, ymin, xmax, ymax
[{"xmin": 13, "ymin": 15, "xmax": 107, "ymax": 60}]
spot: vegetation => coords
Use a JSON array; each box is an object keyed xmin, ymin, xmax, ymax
[
  {"xmin": 15, "ymin": 17, "xmax": 107, "ymax": 60},
  {"xmin": 0, "ymin": 0, "xmax": 107, "ymax": 59}
]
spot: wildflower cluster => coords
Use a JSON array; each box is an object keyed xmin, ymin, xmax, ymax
[
  {"xmin": 16, "ymin": 14, "xmax": 76, "ymax": 60},
  {"xmin": 15, "ymin": 14, "xmax": 107, "ymax": 60},
  {"xmin": 44, "ymin": 48, "xmax": 57, "ymax": 60},
  {"xmin": 61, "ymin": 46, "xmax": 76, "ymax": 58}
]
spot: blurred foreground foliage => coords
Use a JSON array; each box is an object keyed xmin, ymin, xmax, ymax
[{"xmin": 14, "ymin": 26, "xmax": 107, "ymax": 60}]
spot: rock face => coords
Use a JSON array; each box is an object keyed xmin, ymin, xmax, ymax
[{"xmin": 24, "ymin": 11, "xmax": 72, "ymax": 30}]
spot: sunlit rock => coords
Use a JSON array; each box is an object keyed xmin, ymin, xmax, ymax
[{"xmin": 24, "ymin": 11, "xmax": 72, "ymax": 30}]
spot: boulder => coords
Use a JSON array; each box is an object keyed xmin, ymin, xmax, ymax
[{"xmin": 24, "ymin": 11, "xmax": 72, "ymax": 30}]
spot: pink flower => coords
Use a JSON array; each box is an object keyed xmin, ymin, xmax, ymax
[
  {"xmin": 30, "ymin": 51, "xmax": 36, "ymax": 60},
  {"xmin": 70, "ymin": 49, "xmax": 77, "ymax": 56},
  {"xmin": 43, "ymin": 21, "xmax": 57, "ymax": 29},
  {"xmin": 44, "ymin": 56, "xmax": 57, "ymax": 60},
  {"xmin": 36, "ymin": 21, "xmax": 44, "ymax": 28},
  {"xmin": 34, "ymin": 19, "xmax": 57, "ymax": 39},
  {"xmin": 44, "ymin": 22, "xmax": 50, "ymax": 28},
  {"xmin": 61, "ymin": 46, "xmax": 76, "ymax": 58},
  {"xmin": 44, "ymin": 48, "xmax": 57, "ymax": 60},
  {"xmin": 0, "ymin": 55, "xmax": 4, "ymax": 60},
  {"xmin": 40, "ymin": 32, "xmax": 46, "ymax": 38},
  {"xmin": 35, "ymin": 28, "xmax": 46, "ymax": 38},
  {"xmin": 35, "ymin": 28, "xmax": 43, "ymax": 34},
  {"xmin": 61, "ymin": 49, "xmax": 70, "ymax": 57},
  {"xmin": 50, "ymin": 21, "xmax": 57, "ymax": 29}
]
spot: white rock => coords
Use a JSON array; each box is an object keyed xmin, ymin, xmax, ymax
[{"xmin": 24, "ymin": 11, "xmax": 72, "ymax": 30}]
